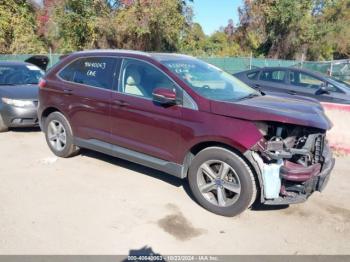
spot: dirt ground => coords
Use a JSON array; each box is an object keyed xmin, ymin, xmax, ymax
[{"xmin": 0, "ymin": 128, "xmax": 349, "ymax": 255}]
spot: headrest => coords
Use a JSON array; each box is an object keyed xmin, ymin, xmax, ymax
[{"xmin": 126, "ymin": 66, "xmax": 141, "ymax": 86}]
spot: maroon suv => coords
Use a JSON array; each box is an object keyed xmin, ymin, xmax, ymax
[{"xmin": 38, "ymin": 50, "xmax": 335, "ymax": 216}]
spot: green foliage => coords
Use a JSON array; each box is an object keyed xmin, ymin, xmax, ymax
[
  {"xmin": 114, "ymin": 0, "xmax": 188, "ymax": 51},
  {"xmin": 49, "ymin": 0, "xmax": 115, "ymax": 52},
  {"xmin": 0, "ymin": 0, "xmax": 46, "ymax": 54},
  {"xmin": 0, "ymin": 0, "xmax": 349, "ymax": 60},
  {"xmin": 179, "ymin": 23, "xmax": 206, "ymax": 55},
  {"xmin": 235, "ymin": 0, "xmax": 350, "ymax": 60}
]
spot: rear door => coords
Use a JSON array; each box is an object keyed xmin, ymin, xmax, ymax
[
  {"xmin": 56, "ymin": 56, "xmax": 121, "ymax": 143},
  {"xmin": 257, "ymin": 69, "xmax": 289, "ymax": 94}
]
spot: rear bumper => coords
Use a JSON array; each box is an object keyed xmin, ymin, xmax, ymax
[{"xmin": 1, "ymin": 104, "xmax": 38, "ymax": 127}]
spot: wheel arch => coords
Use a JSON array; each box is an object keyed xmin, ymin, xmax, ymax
[{"xmin": 40, "ymin": 107, "xmax": 63, "ymax": 129}]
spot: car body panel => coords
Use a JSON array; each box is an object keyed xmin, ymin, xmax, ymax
[
  {"xmin": 44, "ymin": 78, "xmax": 115, "ymax": 144},
  {"xmin": 110, "ymin": 92, "xmax": 184, "ymax": 163},
  {"xmin": 210, "ymin": 95, "xmax": 331, "ymax": 130}
]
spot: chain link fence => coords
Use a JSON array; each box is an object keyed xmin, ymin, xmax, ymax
[
  {"xmin": 1, "ymin": 54, "xmax": 350, "ymax": 82},
  {"xmin": 201, "ymin": 57, "xmax": 350, "ymax": 82}
]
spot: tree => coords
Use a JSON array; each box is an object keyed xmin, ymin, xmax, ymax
[
  {"xmin": 320, "ymin": 0, "xmax": 350, "ymax": 59},
  {"xmin": 0, "ymin": 0, "xmax": 46, "ymax": 54},
  {"xmin": 180, "ymin": 23, "xmax": 207, "ymax": 55},
  {"xmin": 48, "ymin": 0, "xmax": 117, "ymax": 52},
  {"xmin": 114, "ymin": 0, "xmax": 191, "ymax": 51},
  {"xmin": 234, "ymin": 0, "xmax": 350, "ymax": 60},
  {"xmin": 46, "ymin": 0, "xmax": 193, "ymax": 53},
  {"xmin": 235, "ymin": 0, "xmax": 315, "ymax": 59}
]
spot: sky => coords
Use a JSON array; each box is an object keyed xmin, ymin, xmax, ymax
[{"xmin": 191, "ymin": 0, "xmax": 244, "ymax": 35}]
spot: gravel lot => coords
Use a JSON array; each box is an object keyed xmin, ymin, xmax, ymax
[{"xmin": 0, "ymin": 128, "xmax": 349, "ymax": 255}]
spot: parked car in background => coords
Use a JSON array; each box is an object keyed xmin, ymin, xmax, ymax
[
  {"xmin": 234, "ymin": 67, "xmax": 350, "ymax": 104},
  {"xmin": 38, "ymin": 50, "xmax": 334, "ymax": 216},
  {"xmin": 0, "ymin": 61, "xmax": 44, "ymax": 132}
]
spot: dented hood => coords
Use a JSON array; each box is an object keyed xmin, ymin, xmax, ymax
[{"xmin": 210, "ymin": 95, "xmax": 332, "ymax": 130}]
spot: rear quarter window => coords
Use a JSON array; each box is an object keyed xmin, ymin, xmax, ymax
[{"xmin": 58, "ymin": 57, "xmax": 119, "ymax": 90}]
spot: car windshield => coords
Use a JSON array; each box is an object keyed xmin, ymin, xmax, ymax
[
  {"xmin": 161, "ymin": 58, "xmax": 259, "ymax": 101},
  {"xmin": 0, "ymin": 64, "xmax": 44, "ymax": 85}
]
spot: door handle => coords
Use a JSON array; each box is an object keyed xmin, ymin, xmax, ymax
[
  {"xmin": 287, "ymin": 90, "xmax": 297, "ymax": 95},
  {"xmin": 113, "ymin": 100, "xmax": 129, "ymax": 107},
  {"xmin": 63, "ymin": 89, "xmax": 73, "ymax": 95}
]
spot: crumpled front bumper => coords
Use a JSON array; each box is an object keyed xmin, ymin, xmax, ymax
[
  {"xmin": 263, "ymin": 143, "xmax": 335, "ymax": 205},
  {"xmin": 314, "ymin": 144, "xmax": 335, "ymax": 192}
]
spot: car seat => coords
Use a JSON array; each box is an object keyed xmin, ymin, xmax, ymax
[{"xmin": 124, "ymin": 66, "xmax": 147, "ymax": 97}]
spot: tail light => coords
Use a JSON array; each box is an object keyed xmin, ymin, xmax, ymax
[{"xmin": 38, "ymin": 79, "xmax": 47, "ymax": 88}]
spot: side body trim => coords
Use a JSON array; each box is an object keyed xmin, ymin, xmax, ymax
[{"xmin": 74, "ymin": 138, "xmax": 185, "ymax": 178}]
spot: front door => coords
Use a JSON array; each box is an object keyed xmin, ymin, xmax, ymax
[
  {"xmin": 110, "ymin": 58, "xmax": 184, "ymax": 163},
  {"xmin": 287, "ymin": 70, "xmax": 334, "ymax": 102}
]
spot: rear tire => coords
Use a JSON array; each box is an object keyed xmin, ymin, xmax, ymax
[
  {"xmin": 188, "ymin": 147, "xmax": 257, "ymax": 217},
  {"xmin": 44, "ymin": 112, "xmax": 80, "ymax": 158},
  {"xmin": 0, "ymin": 114, "xmax": 8, "ymax": 132}
]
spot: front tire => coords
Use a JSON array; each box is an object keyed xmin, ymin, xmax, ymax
[
  {"xmin": 0, "ymin": 114, "xmax": 8, "ymax": 132},
  {"xmin": 44, "ymin": 112, "xmax": 80, "ymax": 158},
  {"xmin": 188, "ymin": 147, "xmax": 257, "ymax": 217}
]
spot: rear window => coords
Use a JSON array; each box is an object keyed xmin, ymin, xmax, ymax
[
  {"xmin": 260, "ymin": 70, "xmax": 286, "ymax": 83},
  {"xmin": 58, "ymin": 57, "xmax": 120, "ymax": 90}
]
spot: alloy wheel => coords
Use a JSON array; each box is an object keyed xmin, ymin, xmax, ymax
[
  {"xmin": 47, "ymin": 120, "xmax": 67, "ymax": 151},
  {"xmin": 197, "ymin": 160, "xmax": 241, "ymax": 207}
]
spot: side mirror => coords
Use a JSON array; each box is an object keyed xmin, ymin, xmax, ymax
[
  {"xmin": 152, "ymin": 87, "xmax": 177, "ymax": 105},
  {"xmin": 315, "ymin": 83, "xmax": 330, "ymax": 95}
]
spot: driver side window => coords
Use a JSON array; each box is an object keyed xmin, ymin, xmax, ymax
[
  {"xmin": 290, "ymin": 71, "xmax": 324, "ymax": 89},
  {"xmin": 119, "ymin": 58, "xmax": 180, "ymax": 99}
]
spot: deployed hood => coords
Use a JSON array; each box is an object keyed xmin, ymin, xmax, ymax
[
  {"xmin": 210, "ymin": 95, "xmax": 332, "ymax": 130},
  {"xmin": 0, "ymin": 84, "xmax": 38, "ymax": 100}
]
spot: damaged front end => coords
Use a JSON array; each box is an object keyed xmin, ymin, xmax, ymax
[{"xmin": 246, "ymin": 122, "xmax": 335, "ymax": 205}]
